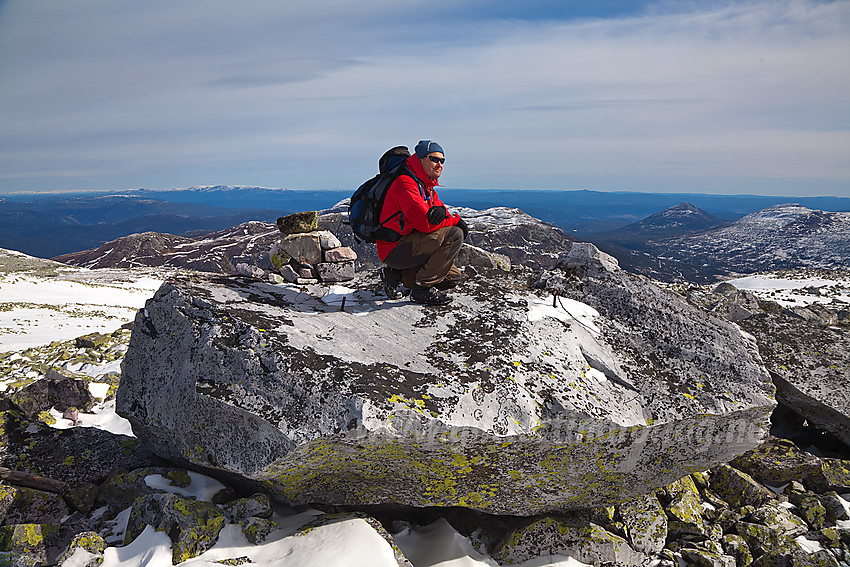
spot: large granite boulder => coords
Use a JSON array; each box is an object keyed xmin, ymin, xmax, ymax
[
  {"xmin": 737, "ymin": 308, "xmax": 850, "ymax": 446},
  {"xmin": 117, "ymin": 242, "xmax": 775, "ymax": 515}
]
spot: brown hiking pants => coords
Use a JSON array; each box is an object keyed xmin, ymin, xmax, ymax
[{"xmin": 384, "ymin": 226, "xmax": 464, "ymax": 289}]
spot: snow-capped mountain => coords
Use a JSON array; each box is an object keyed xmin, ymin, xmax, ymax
[
  {"xmin": 643, "ymin": 204, "xmax": 850, "ymax": 279},
  {"xmin": 593, "ymin": 202, "xmax": 726, "ymax": 243},
  {"xmin": 589, "ymin": 202, "xmax": 729, "ymax": 282},
  {"xmin": 52, "ymin": 222, "xmax": 279, "ymax": 273}
]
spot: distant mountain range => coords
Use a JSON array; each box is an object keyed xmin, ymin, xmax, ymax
[
  {"xmin": 643, "ymin": 203, "xmax": 850, "ymax": 278},
  {"xmin": 53, "ymin": 204, "xmax": 577, "ymax": 277},
  {"xmin": 3, "ymin": 186, "xmax": 850, "ymax": 283},
  {"xmin": 3, "ymin": 186, "xmax": 849, "ymax": 259},
  {"xmin": 588, "ymin": 202, "xmax": 850, "ymax": 282},
  {"xmin": 51, "ymin": 197, "xmax": 850, "ymax": 285}
]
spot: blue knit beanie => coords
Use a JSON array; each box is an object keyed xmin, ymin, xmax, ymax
[{"xmin": 415, "ymin": 140, "xmax": 444, "ymax": 158}]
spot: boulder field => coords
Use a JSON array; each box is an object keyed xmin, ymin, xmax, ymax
[{"xmin": 117, "ymin": 243, "xmax": 776, "ymax": 515}]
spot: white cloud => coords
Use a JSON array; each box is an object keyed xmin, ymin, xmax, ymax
[{"xmin": 0, "ymin": 0, "xmax": 847, "ymax": 196}]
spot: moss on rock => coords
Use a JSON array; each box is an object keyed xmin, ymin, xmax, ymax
[
  {"xmin": 57, "ymin": 531, "xmax": 107, "ymax": 566},
  {"xmin": 660, "ymin": 474, "xmax": 706, "ymax": 537},
  {"xmin": 0, "ymin": 523, "xmax": 59, "ymax": 564},
  {"xmin": 617, "ymin": 492, "xmax": 667, "ymax": 554},
  {"xmin": 731, "ymin": 437, "xmax": 821, "ymax": 483},
  {"xmin": 124, "ymin": 493, "xmax": 226, "ymax": 564},
  {"xmin": 709, "ymin": 464, "xmax": 772, "ymax": 509},
  {"xmin": 492, "ymin": 515, "xmax": 646, "ymax": 565}
]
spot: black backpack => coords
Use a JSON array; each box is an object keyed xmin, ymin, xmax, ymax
[{"xmin": 348, "ymin": 146, "xmax": 416, "ymax": 243}]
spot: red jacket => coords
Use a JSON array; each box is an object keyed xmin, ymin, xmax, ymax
[{"xmin": 376, "ymin": 154, "xmax": 460, "ymax": 261}]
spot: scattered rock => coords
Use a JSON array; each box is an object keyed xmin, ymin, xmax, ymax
[
  {"xmin": 805, "ymin": 458, "xmax": 850, "ymax": 493},
  {"xmin": 733, "ymin": 521, "xmax": 795, "ymax": 557},
  {"xmin": 99, "ymin": 466, "xmax": 192, "ymax": 510},
  {"xmin": 222, "ymin": 493, "xmax": 272, "ymax": 523},
  {"xmin": 56, "ymin": 531, "xmax": 107, "ymax": 567},
  {"xmin": 787, "ymin": 488, "xmax": 828, "ymax": 529},
  {"xmin": 731, "ymin": 437, "xmax": 822, "ymax": 483},
  {"xmin": 276, "ymin": 211, "xmax": 318, "ymax": 235},
  {"xmin": 492, "ymin": 515, "xmax": 646, "ymax": 566},
  {"xmin": 9, "ymin": 371, "xmax": 96, "ymax": 419},
  {"xmin": 457, "ymin": 244, "xmax": 511, "ymax": 271},
  {"xmin": 0, "ymin": 523, "xmax": 60, "ymax": 565},
  {"xmin": 0, "ymin": 485, "xmax": 70, "ymax": 525},
  {"xmin": 749, "ymin": 504, "xmax": 808, "ymax": 538},
  {"xmin": 737, "ymin": 309, "xmax": 850, "ymax": 446},
  {"xmin": 124, "ymin": 493, "xmax": 226, "ymax": 563},
  {"xmin": 819, "ymin": 491, "xmax": 850, "ymax": 524},
  {"xmin": 279, "ymin": 264, "xmax": 298, "ymax": 282},
  {"xmin": 235, "ymin": 263, "xmax": 266, "ymax": 279},
  {"xmin": 681, "ymin": 547, "xmax": 736, "ymax": 567},
  {"xmin": 618, "ymin": 492, "xmax": 667, "ymax": 554},
  {"xmin": 316, "ymin": 260, "xmax": 354, "ymax": 282},
  {"xmin": 721, "ymin": 533, "xmax": 753, "ymax": 566},
  {"xmin": 661, "ymin": 475, "xmax": 706, "ymax": 537},
  {"xmin": 709, "ymin": 464, "xmax": 773, "ymax": 509},
  {"xmin": 708, "ymin": 283, "xmax": 763, "ymax": 322},
  {"xmin": 0, "ymin": 409, "xmax": 162, "ymax": 487}
]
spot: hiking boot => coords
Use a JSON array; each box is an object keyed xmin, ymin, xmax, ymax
[
  {"xmin": 435, "ymin": 274, "xmax": 464, "ymax": 290},
  {"xmin": 380, "ymin": 266, "xmax": 406, "ymax": 299},
  {"xmin": 434, "ymin": 265, "xmax": 467, "ymax": 290},
  {"xmin": 411, "ymin": 284, "xmax": 452, "ymax": 306}
]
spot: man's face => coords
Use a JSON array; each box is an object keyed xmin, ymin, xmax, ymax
[{"xmin": 420, "ymin": 152, "xmax": 444, "ymax": 180}]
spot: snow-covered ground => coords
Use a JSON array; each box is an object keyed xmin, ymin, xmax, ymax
[
  {"xmin": 727, "ymin": 270, "xmax": 850, "ymax": 307},
  {"xmin": 0, "ymin": 274, "xmax": 163, "ymax": 351},
  {"xmin": 0, "ymin": 249, "xmax": 166, "ymax": 351}
]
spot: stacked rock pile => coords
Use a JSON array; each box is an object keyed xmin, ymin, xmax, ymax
[{"xmin": 269, "ymin": 211, "xmax": 357, "ymax": 284}]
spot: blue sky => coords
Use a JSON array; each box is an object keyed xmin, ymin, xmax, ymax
[{"xmin": 0, "ymin": 0, "xmax": 848, "ymax": 197}]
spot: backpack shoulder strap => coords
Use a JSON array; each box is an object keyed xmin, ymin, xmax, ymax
[{"xmin": 402, "ymin": 164, "xmax": 429, "ymax": 202}]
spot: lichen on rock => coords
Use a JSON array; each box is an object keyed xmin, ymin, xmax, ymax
[
  {"xmin": 117, "ymin": 243, "xmax": 775, "ymax": 515},
  {"xmin": 124, "ymin": 492, "xmax": 226, "ymax": 563}
]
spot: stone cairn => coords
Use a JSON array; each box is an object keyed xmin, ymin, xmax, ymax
[{"xmin": 268, "ymin": 211, "xmax": 357, "ymax": 284}]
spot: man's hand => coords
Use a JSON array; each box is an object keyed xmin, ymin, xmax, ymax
[
  {"xmin": 427, "ymin": 205, "xmax": 447, "ymax": 225},
  {"xmin": 456, "ymin": 217, "xmax": 469, "ymax": 239}
]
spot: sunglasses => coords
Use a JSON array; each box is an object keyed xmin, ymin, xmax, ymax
[{"xmin": 427, "ymin": 156, "xmax": 445, "ymax": 164}]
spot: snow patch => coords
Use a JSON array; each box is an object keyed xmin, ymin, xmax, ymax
[
  {"xmin": 0, "ymin": 269, "xmax": 163, "ymax": 351},
  {"xmin": 48, "ymin": 399, "xmax": 134, "ymax": 437},
  {"xmin": 187, "ymin": 517, "xmax": 401, "ymax": 567},
  {"xmin": 144, "ymin": 471, "xmax": 226, "ymax": 503},
  {"xmin": 794, "ymin": 535, "xmax": 824, "ymax": 553},
  {"xmin": 89, "ymin": 381, "xmax": 111, "ymax": 399},
  {"xmin": 101, "ymin": 525, "xmax": 173, "ymax": 566},
  {"xmin": 727, "ymin": 273, "xmax": 850, "ymax": 307},
  {"xmin": 527, "ymin": 295, "xmax": 600, "ymax": 335}
]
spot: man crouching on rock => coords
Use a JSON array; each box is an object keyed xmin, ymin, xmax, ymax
[{"xmin": 377, "ymin": 140, "xmax": 468, "ymax": 306}]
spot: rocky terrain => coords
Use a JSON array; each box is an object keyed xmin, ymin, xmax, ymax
[
  {"xmin": 54, "ymin": 202, "xmax": 850, "ymax": 290},
  {"xmin": 1, "ymin": 204, "xmax": 850, "ymax": 566},
  {"xmin": 53, "ymin": 202, "xmax": 575, "ymax": 276},
  {"xmin": 117, "ymin": 243, "xmax": 774, "ymax": 517}
]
